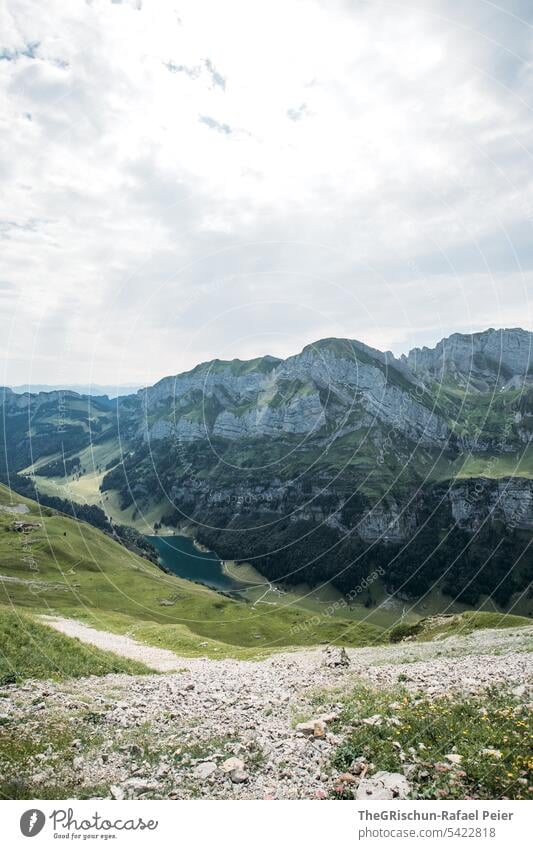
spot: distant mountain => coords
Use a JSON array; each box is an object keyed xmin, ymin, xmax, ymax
[
  {"xmin": 1, "ymin": 328, "xmax": 532, "ymax": 614},
  {"xmin": 9, "ymin": 383, "xmax": 142, "ymax": 399}
]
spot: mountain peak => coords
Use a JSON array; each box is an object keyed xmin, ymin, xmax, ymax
[{"xmin": 404, "ymin": 327, "xmax": 532, "ymax": 390}]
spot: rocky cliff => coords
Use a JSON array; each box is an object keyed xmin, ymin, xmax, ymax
[
  {"xmin": 404, "ymin": 327, "xmax": 533, "ymax": 391},
  {"xmin": 130, "ymin": 330, "xmax": 533, "ymax": 451},
  {"xmin": 134, "ymin": 338, "xmax": 453, "ymax": 448}
]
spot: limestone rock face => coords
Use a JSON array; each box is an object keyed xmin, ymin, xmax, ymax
[
  {"xmin": 139, "ymin": 357, "xmax": 280, "ymax": 406},
  {"xmin": 113, "ymin": 330, "xmax": 533, "ymax": 555},
  {"xmin": 278, "ymin": 345, "xmax": 449, "ymax": 447},
  {"xmin": 141, "ymin": 417, "xmax": 207, "ymax": 442},
  {"xmin": 136, "ymin": 337, "xmax": 452, "ymax": 446},
  {"xmin": 357, "ymin": 502, "xmax": 418, "ymax": 543},
  {"xmin": 448, "ymin": 478, "xmax": 533, "ymax": 531},
  {"xmin": 133, "ymin": 330, "xmax": 533, "ymax": 448},
  {"xmin": 212, "ymin": 392, "xmax": 326, "ymax": 439},
  {"xmin": 404, "ymin": 327, "xmax": 533, "ymax": 390},
  {"xmin": 0, "ymin": 386, "xmax": 82, "ymax": 414}
]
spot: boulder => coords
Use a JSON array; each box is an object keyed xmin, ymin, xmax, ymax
[
  {"xmin": 109, "ymin": 784, "xmax": 125, "ymax": 800},
  {"xmin": 323, "ymin": 647, "xmax": 350, "ymax": 668},
  {"xmin": 318, "ymin": 712, "xmax": 339, "ymax": 723},
  {"xmin": 221, "ymin": 757, "xmax": 245, "ymax": 774},
  {"xmin": 122, "ymin": 778, "xmax": 158, "ymax": 797},
  {"xmin": 481, "ymin": 748, "xmax": 502, "ymax": 759},
  {"xmin": 194, "ymin": 761, "xmax": 217, "ymax": 780},
  {"xmin": 356, "ymin": 771, "xmax": 410, "ymax": 800},
  {"xmin": 350, "ymin": 756, "xmax": 369, "ymax": 775},
  {"xmin": 156, "ymin": 762, "xmax": 170, "ymax": 778},
  {"xmin": 295, "ymin": 719, "xmax": 327, "ymax": 738},
  {"xmin": 229, "ymin": 768, "xmax": 249, "ymax": 784},
  {"xmin": 337, "ymin": 772, "xmax": 357, "ymax": 784}
]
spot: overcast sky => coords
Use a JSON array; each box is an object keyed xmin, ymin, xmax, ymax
[{"xmin": 1, "ymin": 0, "xmax": 533, "ymax": 386}]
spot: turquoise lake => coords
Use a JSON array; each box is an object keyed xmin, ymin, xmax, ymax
[{"xmin": 146, "ymin": 534, "xmax": 244, "ymax": 592}]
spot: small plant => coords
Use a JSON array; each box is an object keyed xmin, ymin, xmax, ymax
[
  {"xmin": 83, "ymin": 711, "xmax": 105, "ymax": 725},
  {"xmin": 246, "ymin": 741, "xmax": 266, "ymax": 770}
]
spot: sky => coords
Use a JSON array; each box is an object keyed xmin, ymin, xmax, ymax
[{"xmin": 1, "ymin": 0, "xmax": 533, "ymax": 386}]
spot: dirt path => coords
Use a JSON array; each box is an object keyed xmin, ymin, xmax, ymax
[{"xmin": 40, "ymin": 616, "xmax": 185, "ymax": 672}]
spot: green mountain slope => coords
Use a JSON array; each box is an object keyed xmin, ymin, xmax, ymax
[{"xmin": 0, "ymin": 483, "xmax": 382, "ymax": 656}]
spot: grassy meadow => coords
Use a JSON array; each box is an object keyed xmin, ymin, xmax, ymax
[
  {"xmin": 0, "ymin": 482, "xmax": 383, "ymax": 660},
  {"xmin": 0, "ymin": 606, "xmax": 151, "ymax": 684}
]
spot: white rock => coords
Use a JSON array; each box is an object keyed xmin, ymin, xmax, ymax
[
  {"xmin": 230, "ymin": 768, "xmax": 249, "ymax": 784},
  {"xmin": 123, "ymin": 778, "xmax": 157, "ymax": 796},
  {"xmin": 110, "ymin": 784, "xmax": 125, "ymax": 800},
  {"xmin": 362, "ymin": 714, "xmax": 383, "ymax": 726},
  {"xmin": 221, "ymin": 757, "xmax": 244, "ymax": 773},
  {"xmin": 295, "ymin": 719, "xmax": 327, "ymax": 738},
  {"xmin": 356, "ymin": 772, "xmax": 410, "ymax": 800},
  {"xmin": 194, "ymin": 762, "xmax": 217, "ymax": 780}
]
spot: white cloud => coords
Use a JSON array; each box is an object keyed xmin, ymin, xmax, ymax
[{"xmin": 0, "ymin": 0, "xmax": 532, "ymax": 384}]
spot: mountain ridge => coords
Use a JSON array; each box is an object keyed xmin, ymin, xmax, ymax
[
  {"xmin": 4, "ymin": 326, "xmax": 531, "ymax": 405},
  {"xmin": 1, "ymin": 326, "xmax": 532, "ymax": 615},
  {"xmin": 136, "ymin": 326, "xmax": 533, "ymax": 400}
]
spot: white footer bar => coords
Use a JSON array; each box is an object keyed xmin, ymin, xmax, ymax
[{"xmin": 3, "ymin": 799, "xmax": 530, "ymax": 848}]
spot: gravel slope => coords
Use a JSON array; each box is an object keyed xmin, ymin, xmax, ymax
[{"xmin": 2, "ymin": 622, "xmax": 532, "ymax": 800}]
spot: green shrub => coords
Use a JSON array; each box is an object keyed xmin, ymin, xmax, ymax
[{"xmin": 388, "ymin": 622, "xmax": 422, "ymax": 643}]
